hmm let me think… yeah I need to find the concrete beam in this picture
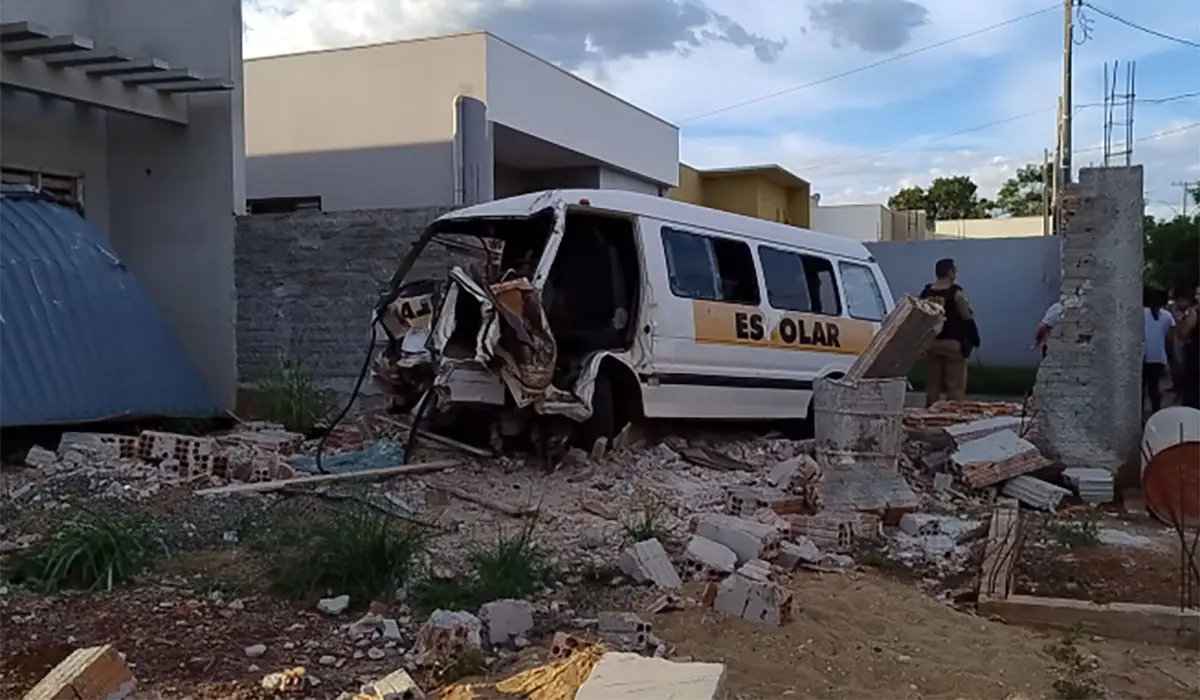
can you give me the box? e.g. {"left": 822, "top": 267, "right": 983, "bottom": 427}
{"left": 85, "top": 57, "right": 170, "bottom": 77}
{"left": 0, "top": 21, "right": 50, "bottom": 42}
{"left": 1, "top": 54, "right": 187, "bottom": 125}
{"left": 978, "top": 595, "right": 1200, "bottom": 650}
{"left": 155, "top": 78, "right": 235, "bottom": 94}
{"left": 2, "top": 34, "right": 94, "bottom": 57}
{"left": 42, "top": 49, "right": 128, "bottom": 69}
{"left": 121, "top": 70, "right": 199, "bottom": 86}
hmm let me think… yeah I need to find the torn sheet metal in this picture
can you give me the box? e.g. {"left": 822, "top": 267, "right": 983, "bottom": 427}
{"left": 434, "top": 360, "right": 506, "bottom": 406}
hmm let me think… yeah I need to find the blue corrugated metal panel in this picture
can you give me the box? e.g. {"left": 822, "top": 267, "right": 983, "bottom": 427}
{"left": 0, "top": 186, "right": 221, "bottom": 426}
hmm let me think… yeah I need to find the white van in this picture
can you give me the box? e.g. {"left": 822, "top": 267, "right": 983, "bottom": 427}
{"left": 374, "top": 189, "right": 895, "bottom": 446}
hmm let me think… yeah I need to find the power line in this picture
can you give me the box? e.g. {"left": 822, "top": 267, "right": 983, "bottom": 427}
{"left": 1075, "top": 121, "right": 1200, "bottom": 155}
{"left": 1083, "top": 2, "right": 1200, "bottom": 49}
{"left": 793, "top": 95, "right": 1199, "bottom": 175}
{"left": 677, "top": 3, "right": 1060, "bottom": 124}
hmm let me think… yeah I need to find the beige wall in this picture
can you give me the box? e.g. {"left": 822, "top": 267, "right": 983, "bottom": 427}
{"left": 669, "top": 163, "right": 705, "bottom": 204}
{"left": 934, "top": 216, "right": 1048, "bottom": 239}
{"left": 245, "top": 34, "right": 488, "bottom": 210}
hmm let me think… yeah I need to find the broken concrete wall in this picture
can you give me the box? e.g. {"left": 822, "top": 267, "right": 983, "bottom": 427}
{"left": 236, "top": 206, "right": 452, "bottom": 395}
{"left": 1034, "top": 166, "right": 1143, "bottom": 476}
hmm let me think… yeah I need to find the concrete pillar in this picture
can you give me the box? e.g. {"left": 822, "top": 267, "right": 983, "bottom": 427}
{"left": 1033, "top": 166, "right": 1143, "bottom": 476}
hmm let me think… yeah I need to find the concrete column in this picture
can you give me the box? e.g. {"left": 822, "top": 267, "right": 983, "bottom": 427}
{"left": 1033, "top": 166, "right": 1144, "bottom": 477}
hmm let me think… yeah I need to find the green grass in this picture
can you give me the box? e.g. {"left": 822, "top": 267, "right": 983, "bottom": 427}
{"left": 907, "top": 362, "right": 1038, "bottom": 397}
{"left": 4, "top": 509, "right": 167, "bottom": 592}
{"left": 1047, "top": 520, "right": 1102, "bottom": 548}
{"left": 412, "top": 522, "right": 553, "bottom": 613}
{"left": 252, "top": 504, "right": 431, "bottom": 605}
{"left": 253, "top": 351, "right": 334, "bottom": 435}
{"left": 1044, "top": 627, "right": 1104, "bottom": 699}
{"left": 620, "top": 502, "right": 675, "bottom": 545}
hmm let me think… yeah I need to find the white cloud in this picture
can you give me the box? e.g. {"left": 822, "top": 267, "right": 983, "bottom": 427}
{"left": 241, "top": 0, "right": 1200, "bottom": 219}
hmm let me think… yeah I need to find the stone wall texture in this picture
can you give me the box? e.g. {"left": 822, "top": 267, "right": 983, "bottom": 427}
{"left": 1033, "top": 166, "right": 1144, "bottom": 476}
{"left": 235, "top": 206, "right": 453, "bottom": 394}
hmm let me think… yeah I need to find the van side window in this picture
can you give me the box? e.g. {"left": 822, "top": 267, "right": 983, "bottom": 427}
{"left": 758, "top": 246, "right": 843, "bottom": 316}
{"left": 661, "top": 227, "right": 761, "bottom": 304}
{"left": 839, "top": 261, "right": 887, "bottom": 321}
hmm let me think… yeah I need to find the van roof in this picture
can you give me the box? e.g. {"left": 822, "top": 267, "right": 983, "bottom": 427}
{"left": 436, "top": 189, "right": 874, "bottom": 261}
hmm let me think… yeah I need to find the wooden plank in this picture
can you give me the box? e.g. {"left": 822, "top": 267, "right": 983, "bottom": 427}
{"left": 193, "top": 460, "right": 456, "bottom": 495}
{"left": 24, "top": 644, "right": 135, "bottom": 700}
{"left": 978, "top": 595, "right": 1200, "bottom": 650}
{"left": 978, "top": 498, "right": 1021, "bottom": 600}
{"left": 846, "top": 296, "right": 944, "bottom": 380}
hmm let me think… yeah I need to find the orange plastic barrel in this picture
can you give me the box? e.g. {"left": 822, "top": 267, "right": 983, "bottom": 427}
{"left": 1141, "top": 406, "right": 1200, "bottom": 529}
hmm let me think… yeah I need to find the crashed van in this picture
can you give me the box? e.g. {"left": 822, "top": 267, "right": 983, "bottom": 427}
{"left": 372, "top": 189, "right": 895, "bottom": 450}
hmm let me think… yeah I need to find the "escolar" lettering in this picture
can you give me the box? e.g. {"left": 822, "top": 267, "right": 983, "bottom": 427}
{"left": 733, "top": 311, "right": 842, "bottom": 349}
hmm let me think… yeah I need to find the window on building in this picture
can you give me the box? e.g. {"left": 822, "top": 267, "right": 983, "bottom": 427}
{"left": 839, "top": 261, "right": 887, "bottom": 321}
{"left": 758, "top": 246, "right": 843, "bottom": 316}
{"left": 661, "top": 226, "right": 760, "bottom": 304}
{"left": 2, "top": 166, "right": 84, "bottom": 206}
{"left": 246, "top": 196, "right": 322, "bottom": 214}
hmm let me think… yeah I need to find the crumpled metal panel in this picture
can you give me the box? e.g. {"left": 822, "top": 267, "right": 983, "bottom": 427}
{"left": 0, "top": 187, "right": 221, "bottom": 426}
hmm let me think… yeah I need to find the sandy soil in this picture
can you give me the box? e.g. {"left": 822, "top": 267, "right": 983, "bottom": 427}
{"left": 652, "top": 572, "right": 1200, "bottom": 700}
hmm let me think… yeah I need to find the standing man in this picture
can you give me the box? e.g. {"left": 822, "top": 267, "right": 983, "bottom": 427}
{"left": 919, "top": 258, "right": 980, "bottom": 406}
{"left": 1179, "top": 286, "right": 1200, "bottom": 409}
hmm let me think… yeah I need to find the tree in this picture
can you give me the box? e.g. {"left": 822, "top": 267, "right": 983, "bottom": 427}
{"left": 887, "top": 176, "right": 991, "bottom": 220}
{"left": 995, "top": 163, "right": 1050, "bottom": 217}
{"left": 1144, "top": 213, "right": 1200, "bottom": 294}
{"left": 888, "top": 186, "right": 928, "bottom": 212}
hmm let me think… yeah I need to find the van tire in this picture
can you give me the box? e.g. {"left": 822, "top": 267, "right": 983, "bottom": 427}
{"left": 577, "top": 373, "right": 618, "bottom": 448}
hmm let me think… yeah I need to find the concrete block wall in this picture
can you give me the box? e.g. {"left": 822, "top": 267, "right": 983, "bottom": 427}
{"left": 1033, "top": 166, "right": 1144, "bottom": 476}
{"left": 235, "top": 206, "right": 452, "bottom": 394}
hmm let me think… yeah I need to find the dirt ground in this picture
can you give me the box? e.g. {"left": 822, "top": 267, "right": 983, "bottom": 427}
{"left": 653, "top": 572, "right": 1200, "bottom": 700}
{"left": 1014, "top": 510, "right": 1196, "bottom": 608}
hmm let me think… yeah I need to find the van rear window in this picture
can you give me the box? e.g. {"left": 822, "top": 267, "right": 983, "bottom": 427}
{"left": 661, "top": 227, "right": 760, "bottom": 305}
{"left": 757, "top": 246, "right": 842, "bottom": 316}
{"left": 839, "top": 262, "right": 887, "bottom": 322}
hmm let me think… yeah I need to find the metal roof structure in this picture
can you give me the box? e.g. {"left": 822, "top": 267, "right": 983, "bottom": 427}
{"left": 0, "top": 186, "right": 221, "bottom": 426}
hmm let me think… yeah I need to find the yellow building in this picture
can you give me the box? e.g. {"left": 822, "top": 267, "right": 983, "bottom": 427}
{"left": 669, "top": 164, "right": 812, "bottom": 228}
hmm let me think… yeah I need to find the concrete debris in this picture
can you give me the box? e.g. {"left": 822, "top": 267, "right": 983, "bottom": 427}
{"left": 681, "top": 535, "right": 738, "bottom": 581}
{"left": 618, "top": 538, "right": 682, "bottom": 590}
{"left": 261, "top": 667, "right": 310, "bottom": 693}
{"left": 775, "top": 537, "right": 823, "bottom": 570}
{"left": 951, "top": 430, "right": 1052, "bottom": 490}
{"left": 1062, "top": 467, "right": 1115, "bottom": 504}
{"left": 598, "top": 612, "right": 657, "bottom": 651}
{"left": 479, "top": 599, "right": 534, "bottom": 646}
{"left": 550, "top": 631, "right": 588, "bottom": 660}
{"left": 945, "top": 416, "right": 1027, "bottom": 445}
{"left": 23, "top": 644, "right": 137, "bottom": 700}
{"left": 23, "top": 445, "right": 57, "bottom": 468}
{"left": 1001, "top": 475, "right": 1072, "bottom": 512}
{"left": 692, "top": 514, "right": 781, "bottom": 565}
{"left": 726, "top": 485, "right": 808, "bottom": 517}
{"left": 887, "top": 514, "right": 981, "bottom": 573}
{"left": 786, "top": 511, "right": 881, "bottom": 552}
{"left": 243, "top": 643, "right": 267, "bottom": 658}
{"left": 574, "top": 652, "right": 729, "bottom": 700}
{"left": 645, "top": 593, "right": 686, "bottom": 614}
{"left": 711, "top": 562, "right": 794, "bottom": 626}
{"left": 904, "top": 400, "right": 1025, "bottom": 433}
{"left": 347, "top": 613, "right": 384, "bottom": 640}
{"left": 318, "top": 595, "right": 351, "bottom": 616}
{"left": 414, "top": 610, "right": 482, "bottom": 664}
{"left": 845, "top": 295, "right": 945, "bottom": 380}
{"left": 358, "top": 667, "right": 425, "bottom": 700}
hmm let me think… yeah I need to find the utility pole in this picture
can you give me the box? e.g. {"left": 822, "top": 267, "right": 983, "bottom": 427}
{"left": 1052, "top": 98, "right": 1063, "bottom": 233}
{"left": 1170, "top": 181, "right": 1198, "bottom": 216}
{"left": 1042, "top": 148, "right": 1051, "bottom": 235}
{"left": 1061, "top": 0, "right": 1074, "bottom": 187}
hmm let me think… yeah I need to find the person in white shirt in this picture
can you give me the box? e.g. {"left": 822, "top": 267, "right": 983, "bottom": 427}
{"left": 1032, "top": 301, "right": 1064, "bottom": 358}
{"left": 1143, "top": 288, "right": 1175, "bottom": 413}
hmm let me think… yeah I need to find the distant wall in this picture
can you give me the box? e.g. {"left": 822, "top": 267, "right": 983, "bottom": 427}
{"left": 867, "top": 236, "right": 1062, "bottom": 367}
{"left": 235, "top": 206, "right": 452, "bottom": 394}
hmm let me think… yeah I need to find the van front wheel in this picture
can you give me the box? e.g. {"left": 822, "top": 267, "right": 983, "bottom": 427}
{"left": 576, "top": 372, "right": 618, "bottom": 449}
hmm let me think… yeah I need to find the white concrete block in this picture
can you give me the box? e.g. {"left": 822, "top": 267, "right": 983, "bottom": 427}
{"left": 479, "top": 599, "right": 534, "bottom": 646}
{"left": 618, "top": 538, "right": 682, "bottom": 589}
{"left": 945, "top": 416, "right": 1025, "bottom": 444}
{"left": 685, "top": 536, "right": 737, "bottom": 574}
{"left": 574, "top": 652, "right": 728, "bottom": 700}
{"left": 712, "top": 570, "right": 793, "bottom": 626}
{"left": 367, "top": 667, "right": 426, "bottom": 699}
{"left": 775, "top": 537, "right": 822, "bottom": 569}
{"left": 951, "top": 430, "right": 1035, "bottom": 468}
{"left": 693, "top": 514, "right": 780, "bottom": 565}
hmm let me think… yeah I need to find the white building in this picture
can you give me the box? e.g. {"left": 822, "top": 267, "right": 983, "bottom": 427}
{"left": 244, "top": 32, "right": 680, "bottom": 213}
{"left": 1, "top": 0, "right": 245, "bottom": 408}
{"left": 809, "top": 197, "right": 931, "bottom": 242}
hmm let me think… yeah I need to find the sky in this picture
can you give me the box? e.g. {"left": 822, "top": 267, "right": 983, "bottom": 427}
{"left": 241, "top": 0, "right": 1199, "bottom": 219}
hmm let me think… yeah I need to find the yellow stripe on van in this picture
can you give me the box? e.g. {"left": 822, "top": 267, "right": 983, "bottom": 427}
{"left": 691, "top": 300, "right": 874, "bottom": 355}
